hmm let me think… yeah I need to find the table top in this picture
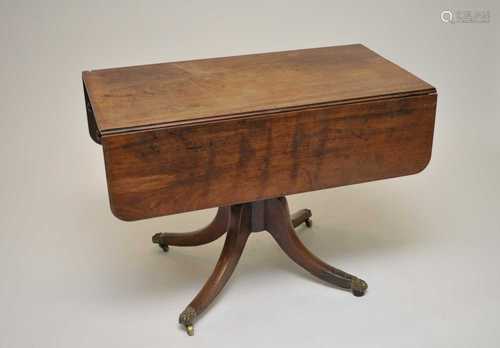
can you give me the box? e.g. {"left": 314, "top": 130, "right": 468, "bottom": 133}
{"left": 83, "top": 44, "right": 434, "bottom": 136}
{"left": 85, "top": 44, "right": 437, "bottom": 219}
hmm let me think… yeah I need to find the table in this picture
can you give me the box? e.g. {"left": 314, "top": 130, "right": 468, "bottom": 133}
{"left": 83, "top": 44, "right": 437, "bottom": 335}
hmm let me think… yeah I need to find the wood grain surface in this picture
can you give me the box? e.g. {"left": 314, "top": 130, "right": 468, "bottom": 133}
{"left": 83, "top": 44, "right": 434, "bottom": 135}
{"left": 101, "top": 93, "right": 436, "bottom": 220}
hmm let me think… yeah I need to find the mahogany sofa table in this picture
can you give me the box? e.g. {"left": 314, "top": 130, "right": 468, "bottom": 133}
{"left": 83, "top": 44, "right": 437, "bottom": 336}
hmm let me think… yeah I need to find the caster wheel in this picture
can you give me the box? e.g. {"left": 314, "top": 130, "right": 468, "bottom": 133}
{"left": 305, "top": 218, "right": 312, "bottom": 228}
{"left": 152, "top": 233, "right": 169, "bottom": 252}
{"left": 352, "top": 289, "right": 365, "bottom": 297}
{"left": 351, "top": 277, "right": 367, "bottom": 297}
{"left": 179, "top": 306, "right": 196, "bottom": 336}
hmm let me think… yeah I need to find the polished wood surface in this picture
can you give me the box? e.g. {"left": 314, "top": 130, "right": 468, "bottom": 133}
{"left": 83, "top": 44, "right": 437, "bottom": 336}
{"left": 178, "top": 204, "right": 252, "bottom": 335}
{"left": 83, "top": 44, "right": 434, "bottom": 135}
{"left": 266, "top": 198, "right": 364, "bottom": 294}
{"left": 159, "top": 198, "right": 366, "bottom": 335}
{"left": 102, "top": 93, "right": 436, "bottom": 220}
{"left": 84, "top": 45, "right": 437, "bottom": 220}
{"left": 152, "top": 207, "right": 230, "bottom": 250}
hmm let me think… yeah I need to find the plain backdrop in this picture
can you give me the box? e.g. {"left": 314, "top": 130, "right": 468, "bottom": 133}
{"left": 1, "top": 1, "right": 499, "bottom": 347}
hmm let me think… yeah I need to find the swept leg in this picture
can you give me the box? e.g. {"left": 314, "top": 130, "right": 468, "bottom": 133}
{"left": 265, "top": 198, "right": 367, "bottom": 297}
{"left": 152, "top": 207, "right": 230, "bottom": 251}
{"left": 291, "top": 208, "right": 312, "bottom": 228}
{"left": 179, "top": 204, "right": 251, "bottom": 335}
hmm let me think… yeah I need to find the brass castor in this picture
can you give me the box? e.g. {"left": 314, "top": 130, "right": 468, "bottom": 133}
{"left": 351, "top": 277, "right": 368, "bottom": 297}
{"left": 179, "top": 306, "right": 196, "bottom": 336}
{"left": 152, "top": 233, "right": 169, "bottom": 252}
{"left": 152, "top": 199, "right": 369, "bottom": 335}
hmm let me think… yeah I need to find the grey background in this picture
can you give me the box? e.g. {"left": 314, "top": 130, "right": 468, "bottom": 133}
{"left": 1, "top": 1, "right": 499, "bottom": 347}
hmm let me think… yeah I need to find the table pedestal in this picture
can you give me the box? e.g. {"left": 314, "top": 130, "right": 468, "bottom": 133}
{"left": 152, "top": 197, "right": 368, "bottom": 336}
